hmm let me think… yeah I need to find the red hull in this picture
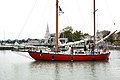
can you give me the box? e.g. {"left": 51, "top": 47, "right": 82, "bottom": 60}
{"left": 29, "top": 52, "right": 110, "bottom": 61}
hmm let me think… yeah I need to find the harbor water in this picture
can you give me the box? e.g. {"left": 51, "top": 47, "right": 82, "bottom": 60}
{"left": 0, "top": 50, "right": 120, "bottom": 80}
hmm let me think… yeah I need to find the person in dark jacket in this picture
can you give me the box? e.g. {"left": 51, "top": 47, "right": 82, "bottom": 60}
{"left": 84, "top": 44, "right": 87, "bottom": 51}
{"left": 91, "top": 44, "right": 95, "bottom": 55}
{"left": 70, "top": 47, "right": 74, "bottom": 55}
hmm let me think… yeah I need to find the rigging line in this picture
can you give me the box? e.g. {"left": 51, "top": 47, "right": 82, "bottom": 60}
{"left": 47, "top": 0, "right": 54, "bottom": 23}
{"left": 60, "top": 0, "right": 70, "bottom": 26}
{"left": 104, "top": 0, "right": 115, "bottom": 26}
{"left": 59, "top": 1, "right": 70, "bottom": 24}
{"left": 17, "top": 0, "right": 37, "bottom": 39}
{"left": 60, "top": 12, "right": 70, "bottom": 31}
{"left": 34, "top": 0, "right": 51, "bottom": 37}
{"left": 66, "top": 0, "right": 73, "bottom": 26}
{"left": 58, "top": 2, "right": 66, "bottom": 30}
{"left": 13, "top": 51, "right": 34, "bottom": 60}
{"left": 62, "top": 14, "right": 66, "bottom": 28}
{"left": 75, "top": 0, "right": 90, "bottom": 33}
{"left": 61, "top": 2, "right": 71, "bottom": 28}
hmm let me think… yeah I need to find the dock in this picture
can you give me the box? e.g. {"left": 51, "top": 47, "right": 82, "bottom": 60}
{"left": 0, "top": 45, "right": 13, "bottom": 50}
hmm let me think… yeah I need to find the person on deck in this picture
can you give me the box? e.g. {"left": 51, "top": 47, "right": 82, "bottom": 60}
{"left": 91, "top": 44, "right": 95, "bottom": 55}
{"left": 85, "top": 43, "right": 89, "bottom": 55}
{"left": 84, "top": 44, "right": 87, "bottom": 51}
{"left": 103, "top": 47, "right": 106, "bottom": 54}
{"left": 70, "top": 47, "right": 74, "bottom": 55}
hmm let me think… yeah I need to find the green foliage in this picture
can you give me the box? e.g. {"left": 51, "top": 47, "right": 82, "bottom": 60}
{"left": 105, "top": 35, "right": 114, "bottom": 43}
{"left": 117, "top": 31, "right": 120, "bottom": 37}
{"left": 60, "top": 30, "right": 73, "bottom": 42}
{"left": 102, "top": 30, "right": 110, "bottom": 38}
{"left": 60, "top": 26, "right": 83, "bottom": 42}
{"left": 73, "top": 31, "right": 82, "bottom": 41}
{"left": 63, "top": 26, "right": 73, "bottom": 32}
{"left": 100, "top": 30, "right": 114, "bottom": 43}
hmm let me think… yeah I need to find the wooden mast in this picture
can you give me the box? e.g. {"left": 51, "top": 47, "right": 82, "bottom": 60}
{"left": 56, "top": 0, "right": 58, "bottom": 51}
{"left": 93, "top": 0, "right": 96, "bottom": 46}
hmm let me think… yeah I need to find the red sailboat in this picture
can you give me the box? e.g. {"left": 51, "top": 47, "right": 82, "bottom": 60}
{"left": 28, "top": 0, "right": 110, "bottom": 61}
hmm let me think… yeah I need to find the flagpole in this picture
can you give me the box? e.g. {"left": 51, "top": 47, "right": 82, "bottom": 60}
{"left": 56, "top": 0, "right": 58, "bottom": 51}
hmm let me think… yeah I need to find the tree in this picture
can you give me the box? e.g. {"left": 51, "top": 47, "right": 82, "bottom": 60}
{"left": 60, "top": 30, "right": 73, "bottom": 42}
{"left": 60, "top": 26, "right": 73, "bottom": 42}
{"left": 60, "top": 26, "right": 83, "bottom": 42}
{"left": 101, "top": 30, "right": 110, "bottom": 38}
{"left": 105, "top": 35, "right": 114, "bottom": 43}
{"left": 62, "top": 26, "right": 73, "bottom": 32}
{"left": 102, "top": 30, "right": 114, "bottom": 43}
{"left": 117, "top": 31, "right": 120, "bottom": 38}
{"left": 73, "top": 30, "right": 83, "bottom": 41}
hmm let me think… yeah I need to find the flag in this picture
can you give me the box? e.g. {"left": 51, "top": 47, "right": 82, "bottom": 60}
{"left": 59, "top": 6, "right": 64, "bottom": 14}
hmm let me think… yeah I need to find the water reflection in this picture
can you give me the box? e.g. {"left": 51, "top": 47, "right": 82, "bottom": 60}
{"left": 54, "top": 62, "right": 74, "bottom": 80}
{"left": 30, "top": 61, "right": 74, "bottom": 80}
{"left": 30, "top": 61, "right": 109, "bottom": 80}
{"left": 1, "top": 50, "right": 120, "bottom": 80}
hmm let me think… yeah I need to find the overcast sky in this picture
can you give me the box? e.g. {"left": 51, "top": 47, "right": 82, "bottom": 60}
{"left": 0, "top": 0, "right": 120, "bottom": 40}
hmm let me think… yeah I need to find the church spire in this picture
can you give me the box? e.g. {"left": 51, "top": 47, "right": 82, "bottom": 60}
{"left": 44, "top": 24, "right": 50, "bottom": 39}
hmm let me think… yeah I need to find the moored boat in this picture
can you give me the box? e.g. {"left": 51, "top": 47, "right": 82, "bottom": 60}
{"left": 29, "top": 51, "right": 110, "bottom": 61}
{"left": 28, "top": 0, "right": 111, "bottom": 61}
